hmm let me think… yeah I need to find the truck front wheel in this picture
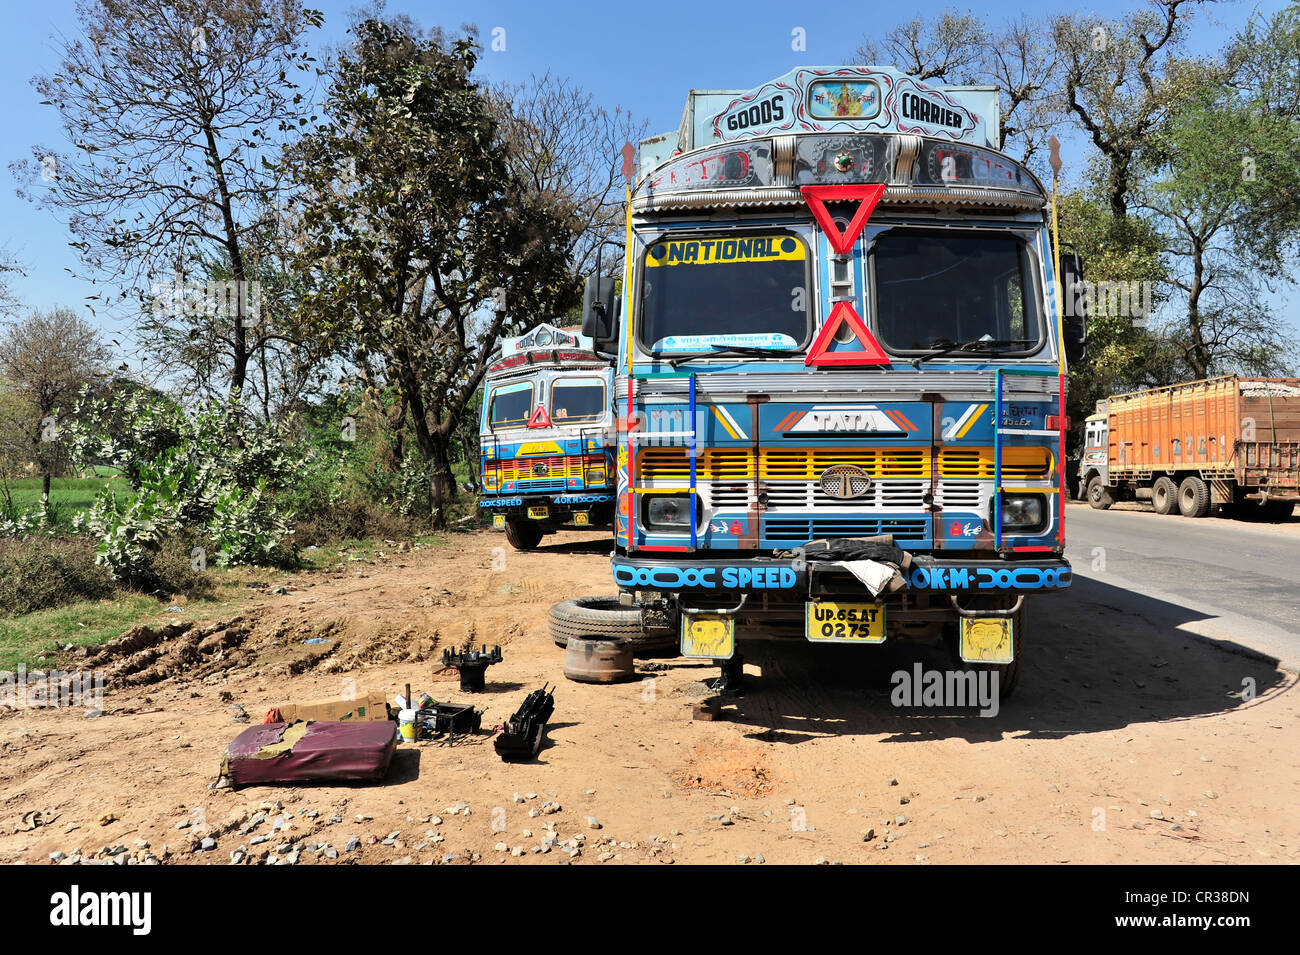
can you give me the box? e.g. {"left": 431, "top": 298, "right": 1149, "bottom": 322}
{"left": 1087, "top": 476, "right": 1114, "bottom": 510}
{"left": 1152, "top": 477, "right": 1178, "bottom": 515}
{"left": 505, "top": 519, "right": 545, "bottom": 550}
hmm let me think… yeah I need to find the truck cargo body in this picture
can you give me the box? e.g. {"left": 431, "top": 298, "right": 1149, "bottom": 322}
{"left": 1078, "top": 376, "right": 1300, "bottom": 519}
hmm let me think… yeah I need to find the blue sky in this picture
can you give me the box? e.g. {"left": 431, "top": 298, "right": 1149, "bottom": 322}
{"left": 1, "top": 0, "right": 1295, "bottom": 345}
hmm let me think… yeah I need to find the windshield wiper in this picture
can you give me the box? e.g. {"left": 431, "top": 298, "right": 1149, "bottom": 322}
{"left": 908, "top": 338, "right": 1035, "bottom": 368}
{"left": 667, "top": 345, "right": 801, "bottom": 368}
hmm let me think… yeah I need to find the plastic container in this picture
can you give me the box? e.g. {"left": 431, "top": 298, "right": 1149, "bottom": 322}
{"left": 397, "top": 708, "right": 417, "bottom": 742}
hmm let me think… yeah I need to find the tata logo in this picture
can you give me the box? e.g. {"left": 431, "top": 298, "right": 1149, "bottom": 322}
{"left": 787, "top": 404, "right": 908, "bottom": 434}
{"left": 820, "top": 465, "right": 872, "bottom": 500}
{"left": 532, "top": 463, "right": 549, "bottom": 476}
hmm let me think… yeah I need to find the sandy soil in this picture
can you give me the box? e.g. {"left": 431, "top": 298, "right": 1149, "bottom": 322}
{"left": 2, "top": 529, "right": 1296, "bottom": 866}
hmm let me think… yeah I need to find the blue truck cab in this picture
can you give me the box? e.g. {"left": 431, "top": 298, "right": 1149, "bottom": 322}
{"left": 580, "top": 67, "right": 1088, "bottom": 696}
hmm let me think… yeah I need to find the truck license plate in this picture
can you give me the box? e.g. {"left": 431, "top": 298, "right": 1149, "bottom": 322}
{"left": 805, "top": 601, "right": 886, "bottom": 643}
{"left": 958, "top": 617, "right": 1013, "bottom": 664}
{"left": 680, "top": 614, "right": 734, "bottom": 659}
{"left": 527, "top": 506, "right": 549, "bottom": 520}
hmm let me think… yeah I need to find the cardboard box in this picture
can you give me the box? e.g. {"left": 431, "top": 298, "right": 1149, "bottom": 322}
{"left": 277, "top": 692, "right": 391, "bottom": 723}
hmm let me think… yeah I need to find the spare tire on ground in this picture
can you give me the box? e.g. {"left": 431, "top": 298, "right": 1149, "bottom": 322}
{"left": 563, "top": 637, "right": 635, "bottom": 684}
{"left": 548, "top": 595, "right": 676, "bottom": 655}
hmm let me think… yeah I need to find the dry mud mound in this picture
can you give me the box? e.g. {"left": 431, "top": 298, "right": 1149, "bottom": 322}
{"left": 81, "top": 615, "right": 344, "bottom": 688}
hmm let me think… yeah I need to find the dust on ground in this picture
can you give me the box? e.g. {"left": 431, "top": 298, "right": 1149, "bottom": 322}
{"left": 1, "top": 528, "right": 1296, "bottom": 866}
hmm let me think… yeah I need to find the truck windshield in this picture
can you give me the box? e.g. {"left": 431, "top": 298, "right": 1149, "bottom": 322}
{"left": 488, "top": 381, "right": 533, "bottom": 429}
{"left": 640, "top": 233, "right": 809, "bottom": 353}
{"left": 551, "top": 380, "right": 606, "bottom": 424}
{"left": 871, "top": 231, "right": 1040, "bottom": 354}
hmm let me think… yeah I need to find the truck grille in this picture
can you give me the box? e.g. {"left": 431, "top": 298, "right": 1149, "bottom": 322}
{"left": 484, "top": 454, "right": 605, "bottom": 484}
{"left": 641, "top": 448, "right": 1049, "bottom": 513}
{"left": 638, "top": 446, "right": 1049, "bottom": 481}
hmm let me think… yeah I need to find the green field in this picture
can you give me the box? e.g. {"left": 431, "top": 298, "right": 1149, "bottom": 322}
{"left": 0, "top": 596, "right": 169, "bottom": 672}
{"left": 3, "top": 474, "right": 129, "bottom": 514}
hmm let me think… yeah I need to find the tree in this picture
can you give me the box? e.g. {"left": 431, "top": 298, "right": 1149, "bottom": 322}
{"left": 1053, "top": 0, "right": 1219, "bottom": 219}
{"left": 287, "top": 19, "right": 582, "bottom": 524}
{"left": 496, "top": 73, "right": 646, "bottom": 283}
{"left": 0, "top": 248, "right": 22, "bottom": 318}
{"left": 14, "top": 0, "right": 322, "bottom": 400}
{"left": 0, "top": 308, "right": 110, "bottom": 507}
{"left": 136, "top": 201, "right": 331, "bottom": 419}
{"left": 854, "top": 11, "right": 1059, "bottom": 163}
{"left": 1059, "top": 190, "right": 1174, "bottom": 443}
{"left": 1136, "top": 69, "right": 1300, "bottom": 377}
{"left": 856, "top": 12, "right": 989, "bottom": 83}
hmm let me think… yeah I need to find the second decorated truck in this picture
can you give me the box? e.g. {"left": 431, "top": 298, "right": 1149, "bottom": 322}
{"left": 479, "top": 322, "right": 617, "bottom": 549}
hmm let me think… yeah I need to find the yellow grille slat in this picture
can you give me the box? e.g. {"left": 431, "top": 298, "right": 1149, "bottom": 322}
{"left": 485, "top": 454, "right": 605, "bottom": 481}
{"left": 937, "top": 447, "right": 1052, "bottom": 480}
{"left": 637, "top": 447, "right": 1052, "bottom": 482}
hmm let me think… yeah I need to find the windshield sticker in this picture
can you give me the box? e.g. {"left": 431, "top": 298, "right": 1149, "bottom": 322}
{"left": 646, "top": 235, "right": 802, "bottom": 267}
{"left": 652, "top": 333, "right": 797, "bottom": 352}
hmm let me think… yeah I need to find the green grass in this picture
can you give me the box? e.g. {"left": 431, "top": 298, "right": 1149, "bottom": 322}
{"left": 0, "top": 596, "right": 170, "bottom": 672}
{"left": 4, "top": 475, "right": 131, "bottom": 513}
{"left": 0, "top": 530, "right": 457, "bottom": 671}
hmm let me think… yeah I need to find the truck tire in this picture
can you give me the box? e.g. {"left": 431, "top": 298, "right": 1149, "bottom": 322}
{"left": 1177, "top": 476, "right": 1211, "bottom": 518}
{"left": 548, "top": 596, "right": 675, "bottom": 654}
{"left": 1087, "top": 476, "right": 1114, "bottom": 510}
{"left": 563, "top": 637, "right": 636, "bottom": 683}
{"left": 505, "top": 519, "right": 544, "bottom": 550}
{"left": 1152, "top": 477, "right": 1178, "bottom": 515}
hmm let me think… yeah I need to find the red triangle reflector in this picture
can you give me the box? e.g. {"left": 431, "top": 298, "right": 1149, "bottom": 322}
{"left": 527, "top": 405, "right": 552, "bottom": 428}
{"left": 806, "top": 301, "right": 890, "bottom": 367}
{"left": 801, "top": 183, "right": 886, "bottom": 254}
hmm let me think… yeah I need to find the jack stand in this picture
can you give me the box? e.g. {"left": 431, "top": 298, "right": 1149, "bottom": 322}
{"left": 707, "top": 652, "right": 745, "bottom": 696}
{"left": 442, "top": 645, "right": 502, "bottom": 692}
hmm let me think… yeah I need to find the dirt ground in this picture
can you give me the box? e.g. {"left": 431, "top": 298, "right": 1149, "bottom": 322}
{"left": 2, "top": 528, "right": 1296, "bottom": 866}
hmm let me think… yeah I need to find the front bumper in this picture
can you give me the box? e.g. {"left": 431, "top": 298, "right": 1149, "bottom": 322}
{"left": 480, "top": 492, "right": 614, "bottom": 511}
{"left": 612, "top": 553, "right": 1071, "bottom": 596}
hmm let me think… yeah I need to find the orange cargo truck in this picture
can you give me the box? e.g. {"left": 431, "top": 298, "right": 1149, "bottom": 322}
{"left": 1078, "top": 376, "right": 1300, "bottom": 521}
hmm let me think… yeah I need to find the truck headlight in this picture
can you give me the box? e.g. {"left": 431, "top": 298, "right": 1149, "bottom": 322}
{"left": 484, "top": 473, "right": 499, "bottom": 489}
{"left": 587, "top": 469, "right": 607, "bottom": 485}
{"left": 644, "top": 495, "right": 695, "bottom": 529}
{"left": 1000, "top": 494, "right": 1045, "bottom": 529}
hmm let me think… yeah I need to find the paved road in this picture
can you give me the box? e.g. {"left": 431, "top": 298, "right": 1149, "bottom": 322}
{"left": 1064, "top": 502, "right": 1300, "bottom": 668}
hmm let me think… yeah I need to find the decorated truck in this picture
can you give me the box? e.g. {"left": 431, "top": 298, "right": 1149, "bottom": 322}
{"left": 479, "top": 322, "right": 617, "bottom": 549}
{"left": 1079, "top": 376, "right": 1300, "bottom": 520}
{"left": 579, "top": 66, "right": 1087, "bottom": 697}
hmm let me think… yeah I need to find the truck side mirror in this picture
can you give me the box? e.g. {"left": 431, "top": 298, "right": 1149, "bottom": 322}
{"left": 581, "top": 274, "right": 620, "bottom": 354}
{"left": 1059, "top": 245, "right": 1087, "bottom": 364}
